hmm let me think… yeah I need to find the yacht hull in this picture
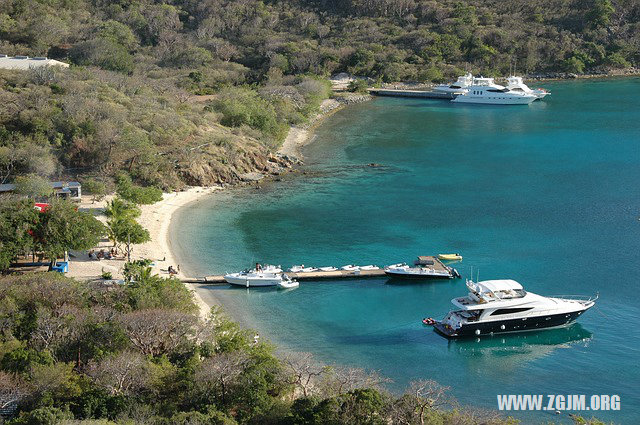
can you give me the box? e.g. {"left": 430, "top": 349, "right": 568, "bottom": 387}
{"left": 434, "top": 308, "right": 590, "bottom": 338}
{"left": 224, "top": 275, "right": 282, "bottom": 287}
{"left": 452, "top": 96, "right": 535, "bottom": 105}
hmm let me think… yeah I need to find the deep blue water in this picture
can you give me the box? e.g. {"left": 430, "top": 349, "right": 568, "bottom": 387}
{"left": 172, "top": 78, "right": 640, "bottom": 423}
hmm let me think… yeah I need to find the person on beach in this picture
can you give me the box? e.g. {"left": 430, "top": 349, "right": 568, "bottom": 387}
{"left": 168, "top": 265, "right": 176, "bottom": 275}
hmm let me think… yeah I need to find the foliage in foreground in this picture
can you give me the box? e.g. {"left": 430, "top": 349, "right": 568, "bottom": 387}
{"left": 0, "top": 271, "right": 611, "bottom": 425}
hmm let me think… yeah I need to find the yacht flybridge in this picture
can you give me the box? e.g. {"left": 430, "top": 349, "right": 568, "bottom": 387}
{"left": 451, "top": 77, "right": 537, "bottom": 105}
{"left": 433, "top": 279, "right": 597, "bottom": 338}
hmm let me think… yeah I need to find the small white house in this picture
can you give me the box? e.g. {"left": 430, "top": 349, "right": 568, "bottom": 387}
{"left": 0, "top": 54, "right": 69, "bottom": 70}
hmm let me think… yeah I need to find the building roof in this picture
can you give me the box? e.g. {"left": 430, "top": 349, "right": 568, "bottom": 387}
{"left": 0, "top": 181, "right": 80, "bottom": 192}
{"left": 0, "top": 55, "right": 70, "bottom": 70}
{"left": 0, "top": 183, "right": 16, "bottom": 192}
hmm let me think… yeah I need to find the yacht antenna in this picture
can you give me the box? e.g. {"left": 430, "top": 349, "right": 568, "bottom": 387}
{"left": 476, "top": 269, "right": 480, "bottom": 282}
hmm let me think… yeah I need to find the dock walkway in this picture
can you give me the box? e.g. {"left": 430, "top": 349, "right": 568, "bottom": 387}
{"left": 182, "top": 256, "right": 455, "bottom": 284}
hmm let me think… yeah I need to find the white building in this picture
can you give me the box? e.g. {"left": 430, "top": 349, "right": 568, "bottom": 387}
{"left": 0, "top": 54, "right": 69, "bottom": 70}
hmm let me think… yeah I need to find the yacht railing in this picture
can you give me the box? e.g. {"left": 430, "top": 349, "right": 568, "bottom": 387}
{"left": 549, "top": 294, "right": 599, "bottom": 302}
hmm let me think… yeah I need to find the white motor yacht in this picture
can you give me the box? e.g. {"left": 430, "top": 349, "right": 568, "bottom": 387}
{"left": 384, "top": 263, "right": 453, "bottom": 279}
{"left": 433, "top": 73, "right": 473, "bottom": 94}
{"left": 224, "top": 270, "right": 285, "bottom": 287}
{"left": 452, "top": 77, "right": 537, "bottom": 105}
{"left": 433, "top": 279, "right": 597, "bottom": 338}
{"left": 506, "top": 76, "right": 549, "bottom": 100}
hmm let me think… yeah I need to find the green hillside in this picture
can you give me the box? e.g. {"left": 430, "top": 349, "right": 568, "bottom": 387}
{"left": 0, "top": 0, "right": 638, "bottom": 188}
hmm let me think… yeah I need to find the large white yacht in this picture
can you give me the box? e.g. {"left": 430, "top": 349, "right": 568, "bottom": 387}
{"left": 433, "top": 279, "right": 596, "bottom": 338}
{"left": 452, "top": 77, "right": 537, "bottom": 105}
{"left": 506, "top": 76, "right": 549, "bottom": 100}
{"left": 433, "top": 73, "right": 473, "bottom": 94}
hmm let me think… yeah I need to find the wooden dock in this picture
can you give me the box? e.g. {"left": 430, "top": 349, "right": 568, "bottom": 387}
{"left": 182, "top": 256, "right": 456, "bottom": 284}
{"left": 369, "top": 88, "right": 456, "bottom": 99}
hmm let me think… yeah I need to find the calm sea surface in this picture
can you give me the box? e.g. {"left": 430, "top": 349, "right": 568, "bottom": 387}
{"left": 172, "top": 79, "right": 640, "bottom": 423}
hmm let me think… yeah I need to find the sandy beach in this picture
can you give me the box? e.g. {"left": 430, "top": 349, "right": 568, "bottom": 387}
{"left": 68, "top": 187, "right": 219, "bottom": 318}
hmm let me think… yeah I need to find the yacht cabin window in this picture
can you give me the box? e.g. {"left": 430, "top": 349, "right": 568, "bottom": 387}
{"left": 490, "top": 307, "right": 533, "bottom": 316}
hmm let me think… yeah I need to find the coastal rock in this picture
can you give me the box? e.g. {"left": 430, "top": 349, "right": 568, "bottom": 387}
{"left": 239, "top": 172, "right": 264, "bottom": 182}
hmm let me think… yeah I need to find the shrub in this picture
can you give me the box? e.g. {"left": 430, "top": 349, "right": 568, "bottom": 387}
{"left": 347, "top": 79, "right": 369, "bottom": 93}
{"left": 209, "top": 87, "right": 287, "bottom": 141}
{"left": 116, "top": 174, "right": 163, "bottom": 205}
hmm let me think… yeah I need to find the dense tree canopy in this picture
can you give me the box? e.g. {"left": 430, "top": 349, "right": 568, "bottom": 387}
{"left": 0, "top": 0, "right": 637, "bottom": 189}
{"left": 0, "top": 272, "right": 605, "bottom": 424}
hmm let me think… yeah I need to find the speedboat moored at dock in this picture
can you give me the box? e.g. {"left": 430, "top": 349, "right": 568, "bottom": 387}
{"left": 433, "top": 279, "right": 597, "bottom": 338}
{"left": 385, "top": 263, "right": 453, "bottom": 279}
{"left": 224, "top": 270, "right": 286, "bottom": 287}
{"left": 438, "top": 253, "right": 463, "bottom": 261}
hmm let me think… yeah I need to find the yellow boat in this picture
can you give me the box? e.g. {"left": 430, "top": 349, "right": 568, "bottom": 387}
{"left": 438, "top": 253, "right": 462, "bottom": 261}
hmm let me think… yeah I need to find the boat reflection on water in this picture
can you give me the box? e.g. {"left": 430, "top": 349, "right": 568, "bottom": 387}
{"left": 446, "top": 324, "right": 593, "bottom": 371}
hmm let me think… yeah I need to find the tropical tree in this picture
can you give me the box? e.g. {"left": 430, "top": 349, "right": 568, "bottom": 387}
{"left": 0, "top": 198, "right": 39, "bottom": 272}
{"left": 33, "top": 199, "right": 106, "bottom": 268}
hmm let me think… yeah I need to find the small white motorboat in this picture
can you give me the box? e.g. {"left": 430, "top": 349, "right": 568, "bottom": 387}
{"left": 359, "top": 265, "right": 380, "bottom": 271}
{"left": 341, "top": 264, "right": 360, "bottom": 271}
{"left": 318, "top": 266, "right": 338, "bottom": 272}
{"left": 224, "top": 270, "right": 284, "bottom": 287}
{"left": 288, "top": 265, "right": 318, "bottom": 273}
{"left": 277, "top": 275, "right": 299, "bottom": 289}
{"left": 260, "top": 264, "right": 283, "bottom": 273}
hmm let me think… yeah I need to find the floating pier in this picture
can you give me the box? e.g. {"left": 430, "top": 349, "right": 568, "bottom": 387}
{"left": 369, "top": 88, "right": 457, "bottom": 99}
{"left": 182, "top": 256, "right": 457, "bottom": 284}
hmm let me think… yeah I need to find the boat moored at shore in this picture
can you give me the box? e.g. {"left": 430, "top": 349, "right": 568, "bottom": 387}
{"left": 452, "top": 78, "right": 537, "bottom": 105}
{"left": 433, "top": 73, "right": 473, "bottom": 94}
{"left": 433, "top": 279, "right": 597, "bottom": 338}
{"left": 506, "top": 76, "right": 549, "bottom": 99}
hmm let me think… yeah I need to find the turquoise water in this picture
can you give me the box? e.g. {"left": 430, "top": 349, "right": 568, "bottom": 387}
{"left": 173, "top": 78, "right": 640, "bottom": 423}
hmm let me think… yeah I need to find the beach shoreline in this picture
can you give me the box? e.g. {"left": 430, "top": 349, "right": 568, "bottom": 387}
{"left": 69, "top": 94, "right": 370, "bottom": 319}
{"left": 278, "top": 94, "right": 372, "bottom": 159}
